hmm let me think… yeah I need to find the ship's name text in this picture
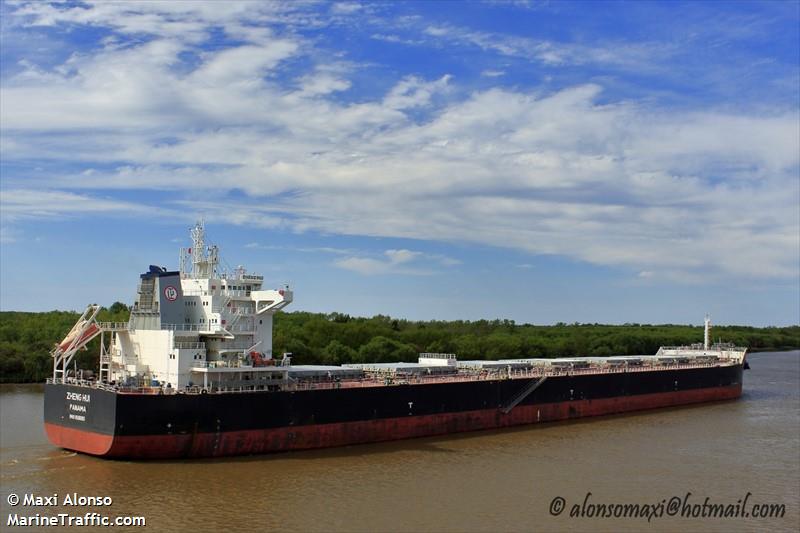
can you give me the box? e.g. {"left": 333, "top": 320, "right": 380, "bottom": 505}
{"left": 66, "top": 392, "right": 91, "bottom": 403}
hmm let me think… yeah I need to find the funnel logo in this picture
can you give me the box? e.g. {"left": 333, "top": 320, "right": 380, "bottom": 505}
{"left": 164, "top": 286, "right": 178, "bottom": 301}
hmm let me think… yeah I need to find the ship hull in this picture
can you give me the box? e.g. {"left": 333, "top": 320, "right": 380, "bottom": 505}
{"left": 44, "top": 364, "right": 743, "bottom": 459}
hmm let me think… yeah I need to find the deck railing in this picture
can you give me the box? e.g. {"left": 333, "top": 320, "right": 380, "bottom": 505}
{"left": 97, "top": 322, "right": 129, "bottom": 331}
{"left": 174, "top": 341, "right": 206, "bottom": 350}
{"left": 49, "top": 358, "right": 738, "bottom": 395}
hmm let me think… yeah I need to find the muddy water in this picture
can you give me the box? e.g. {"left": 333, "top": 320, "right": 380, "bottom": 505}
{"left": 1, "top": 351, "right": 797, "bottom": 532}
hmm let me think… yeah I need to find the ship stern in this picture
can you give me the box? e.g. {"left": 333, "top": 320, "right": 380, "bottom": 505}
{"left": 44, "top": 383, "right": 118, "bottom": 456}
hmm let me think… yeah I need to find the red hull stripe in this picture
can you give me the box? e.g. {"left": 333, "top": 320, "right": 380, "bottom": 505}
{"left": 45, "top": 423, "right": 114, "bottom": 456}
{"left": 47, "top": 384, "right": 742, "bottom": 459}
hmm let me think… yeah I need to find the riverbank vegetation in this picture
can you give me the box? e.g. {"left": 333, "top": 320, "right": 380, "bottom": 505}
{"left": 1, "top": 305, "right": 797, "bottom": 383}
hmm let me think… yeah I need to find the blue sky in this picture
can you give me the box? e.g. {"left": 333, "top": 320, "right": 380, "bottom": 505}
{"left": 1, "top": 1, "right": 798, "bottom": 326}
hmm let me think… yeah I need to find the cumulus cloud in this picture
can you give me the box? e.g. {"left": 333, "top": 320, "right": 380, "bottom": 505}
{"left": 1, "top": 1, "right": 797, "bottom": 285}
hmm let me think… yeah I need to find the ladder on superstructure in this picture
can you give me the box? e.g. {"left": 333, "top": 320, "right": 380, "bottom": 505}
{"left": 215, "top": 295, "right": 242, "bottom": 337}
{"left": 97, "top": 322, "right": 129, "bottom": 383}
{"left": 135, "top": 277, "right": 156, "bottom": 311}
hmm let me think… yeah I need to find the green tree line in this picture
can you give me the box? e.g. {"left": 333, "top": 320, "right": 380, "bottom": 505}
{"left": 1, "top": 305, "right": 797, "bottom": 383}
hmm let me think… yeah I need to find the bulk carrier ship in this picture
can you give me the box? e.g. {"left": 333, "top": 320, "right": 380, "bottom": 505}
{"left": 44, "top": 223, "right": 748, "bottom": 459}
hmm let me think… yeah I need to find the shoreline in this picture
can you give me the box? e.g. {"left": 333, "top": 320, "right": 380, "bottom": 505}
{"left": 2, "top": 349, "right": 797, "bottom": 386}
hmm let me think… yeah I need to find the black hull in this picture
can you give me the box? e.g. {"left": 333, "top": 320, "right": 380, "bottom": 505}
{"left": 44, "top": 364, "right": 743, "bottom": 458}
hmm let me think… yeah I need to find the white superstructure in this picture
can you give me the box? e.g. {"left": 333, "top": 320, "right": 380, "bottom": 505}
{"left": 48, "top": 231, "right": 746, "bottom": 394}
{"left": 655, "top": 315, "right": 747, "bottom": 363}
{"left": 102, "top": 221, "right": 293, "bottom": 390}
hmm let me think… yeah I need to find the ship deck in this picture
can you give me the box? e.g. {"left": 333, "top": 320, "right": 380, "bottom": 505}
{"left": 48, "top": 357, "right": 742, "bottom": 395}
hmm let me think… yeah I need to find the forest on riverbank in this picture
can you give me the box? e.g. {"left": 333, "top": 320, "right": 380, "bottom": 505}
{"left": 1, "top": 304, "right": 797, "bottom": 383}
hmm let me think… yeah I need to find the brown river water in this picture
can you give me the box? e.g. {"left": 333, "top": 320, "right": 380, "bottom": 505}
{"left": 1, "top": 350, "right": 798, "bottom": 532}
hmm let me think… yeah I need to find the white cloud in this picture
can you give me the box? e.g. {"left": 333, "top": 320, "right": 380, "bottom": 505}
{"left": 1, "top": 2, "right": 797, "bottom": 284}
{"left": 334, "top": 249, "right": 459, "bottom": 276}
{"left": 0, "top": 189, "right": 163, "bottom": 223}
{"left": 296, "top": 71, "right": 352, "bottom": 97}
{"left": 370, "top": 33, "right": 425, "bottom": 46}
{"left": 330, "top": 3, "right": 364, "bottom": 15}
{"left": 191, "top": 42, "right": 299, "bottom": 85}
{"left": 335, "top": 256, "right": 398, "bottom": 275}
{"left": 243, "top": 243, "right": 356, "bottom": 256}
{"left": 421, "top": 23, "right": 670, "bottom": 69}
{"left": 383, "top": 75, "right": 452, "bottom": 110}
{"left": 384, "top": 249, "right": 421, "bottom": 264}
{"left": 9, "top": 1, "right": 317, "bottom": 42}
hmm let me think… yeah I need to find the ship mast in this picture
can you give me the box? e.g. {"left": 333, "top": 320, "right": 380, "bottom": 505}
{"left": 191, "top": 221, "right": 205, "bottom": 276}
{"left": 180, "top": 220, "right": 219, "bottom": 279}
{"left": 704, "top": 314, "right": 711, "bottom": 350}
